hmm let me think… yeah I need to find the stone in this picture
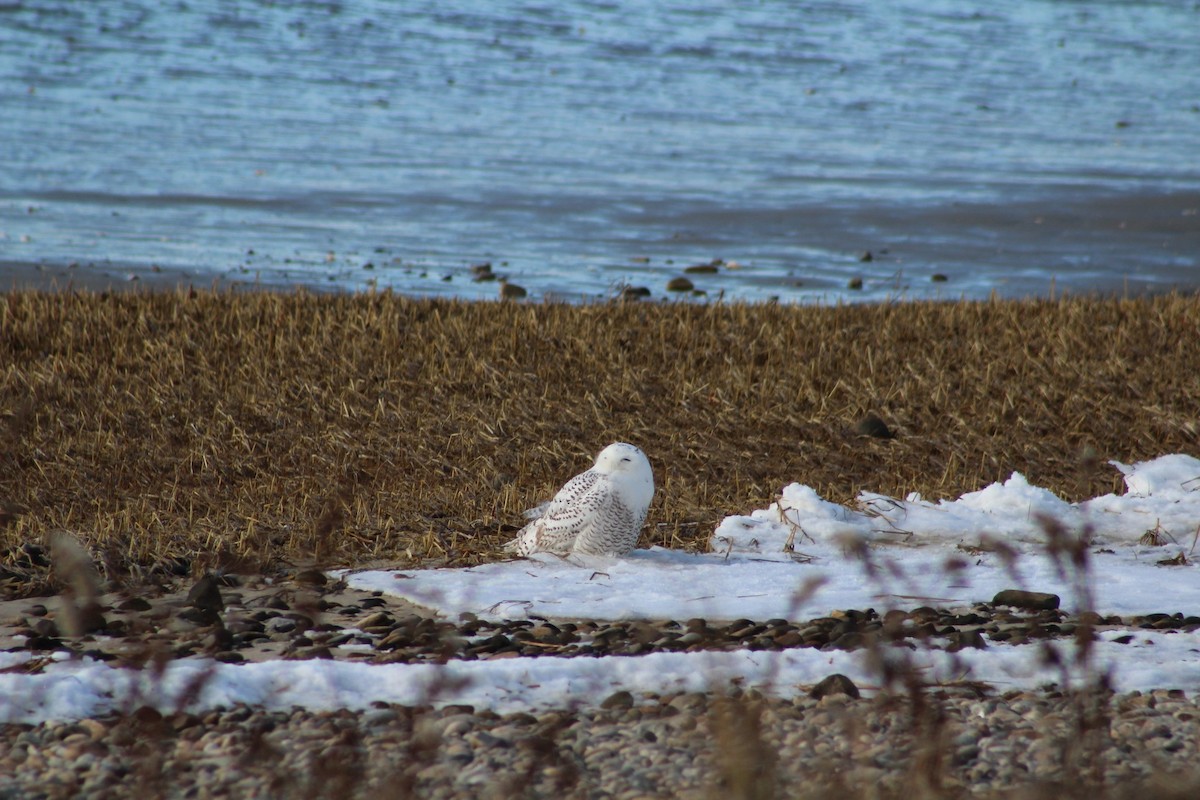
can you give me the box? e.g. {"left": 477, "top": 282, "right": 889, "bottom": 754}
{"left": 499, "top": 281, "right": 527, "bottom": 300}
{"left": 187, "top": 574, "right": 225, "bottom": 615}
{"left": 601, "top": 690, "right": 635, "bottom": 710}
{"left": 992, "top": 590, "right": 1061, "bottom": 611}
{"left": 948, "top": 629, "right": 988, "bottom": 652}
{"left": 117, "top": 597, "right": 153, "bottom": 612}
{"left": 809, "top": 673, "right": 861, "bottom": 700}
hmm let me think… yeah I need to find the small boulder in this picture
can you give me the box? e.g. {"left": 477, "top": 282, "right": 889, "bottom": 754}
{"left": 809, "top": 673, "right": 861, "bottom": 700}
{"left": 992, "top": 589, "right": 1060, "bottom": 611}
{"left": 188, "top": 574, "right": 225, "bottom": 612}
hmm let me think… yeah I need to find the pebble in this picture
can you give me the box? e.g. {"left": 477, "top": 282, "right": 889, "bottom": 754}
{"left": 601, "top": 691, "right": 635, "bottom": 710}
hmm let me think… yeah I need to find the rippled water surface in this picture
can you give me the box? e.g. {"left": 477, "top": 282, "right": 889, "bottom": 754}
{"left": 2, "top": 1, "right": 1198, "bottom": 301}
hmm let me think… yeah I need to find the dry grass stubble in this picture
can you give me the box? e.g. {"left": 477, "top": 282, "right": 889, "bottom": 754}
{"left": 1, "top": 290, "right": 1198, "bottom": 596}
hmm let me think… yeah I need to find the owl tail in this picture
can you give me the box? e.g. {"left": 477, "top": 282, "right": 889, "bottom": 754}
{"left": 502, "top": 520, "right": 541, "bottom": 556}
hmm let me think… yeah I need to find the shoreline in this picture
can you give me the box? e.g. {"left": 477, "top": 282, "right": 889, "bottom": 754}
{"left": 1, "top": 260, "right": 349, "bottom": 296}
{"left": 5, "top": 257, "right": 1199, "bottom": 306}
{"left": 3, "top": 260, "right": 220, "bottom": 294}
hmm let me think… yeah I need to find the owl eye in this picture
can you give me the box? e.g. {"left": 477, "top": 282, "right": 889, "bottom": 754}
{"left": 620, "top": 457, "right": 631, "bottom": 462}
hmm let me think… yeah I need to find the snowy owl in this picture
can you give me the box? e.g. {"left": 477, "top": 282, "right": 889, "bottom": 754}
{"left": 503, "top": 443, "right": 654, "bottom": 557}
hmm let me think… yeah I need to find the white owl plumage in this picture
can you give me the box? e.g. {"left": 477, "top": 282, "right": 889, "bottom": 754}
{"left": 504, "top": 443, "right": 654, "bottom": 557}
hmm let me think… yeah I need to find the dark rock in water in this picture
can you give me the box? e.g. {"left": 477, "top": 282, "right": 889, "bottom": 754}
{"left": 666, "top": 276, "right": 694, "bottom": 292}
{"left": 684, "top": 262, "right": 720, "bottom": 274}
{"left": 853, "top": 413, "right": 894, "bottom": 439}
{"left": 992, "top": 589, "right": 1060, "bottom": 611}
{"left": 858, "top": 251, "right": 874, "bottom": 262}
{"left": 931, "top": 273, "right": 949, "bottom": 282}
{"left": 621, "top": 286, "right": 652, "bottom": 300}
{"left": 847, "top": 276, "right": 864, "bottom": 290}
{"left": 810, "top": 673, "right": 860, "bottom": 700}
{"left": 187, "top": 574, "right": 226, "bottom": 615}
{"left": 499, "top": 280, "right": 527, "bottom": 300}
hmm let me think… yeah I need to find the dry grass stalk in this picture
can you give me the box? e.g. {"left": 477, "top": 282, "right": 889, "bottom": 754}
{"left": 709, "top": 691, "right": 779, "bottom": 800}
{"left": 1138, "top": 521, "right": 1172, "bottom": 547}
{"left": 46, "top": 529, "right": 104, "bottom": 636}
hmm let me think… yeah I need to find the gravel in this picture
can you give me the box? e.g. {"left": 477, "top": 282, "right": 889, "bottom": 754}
{"left": 3, "top": 573, "right": 1200, "bottom": 797}
{"left": 6, "top": 574, "right": 1199, "bottom": 669}
{"left": 1, "top": 689, "right": 1198, "bottom": 798}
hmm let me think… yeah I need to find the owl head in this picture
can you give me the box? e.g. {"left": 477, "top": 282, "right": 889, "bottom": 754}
{"left": 594, "top": 442, "right": 650, "bottom": 475}
{"left": 593, "top": 442, "right": 655, "bottom": 510}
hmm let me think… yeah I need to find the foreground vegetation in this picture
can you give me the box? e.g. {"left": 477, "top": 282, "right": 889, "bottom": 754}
{"left": 1, "top": 290, "right": 1198, "bottom": 595}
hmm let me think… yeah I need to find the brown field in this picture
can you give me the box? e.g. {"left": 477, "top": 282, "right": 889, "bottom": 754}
{"left": 2, "top": 289, "right": 1198, "bottom": 597}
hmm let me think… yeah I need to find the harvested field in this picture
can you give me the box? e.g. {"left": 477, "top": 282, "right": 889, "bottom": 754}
{"left": 3, "top": 289, "right": 1200, "bottom": 799}
{"left": 1, "top": 290, "right": 1199, "bottom": 596}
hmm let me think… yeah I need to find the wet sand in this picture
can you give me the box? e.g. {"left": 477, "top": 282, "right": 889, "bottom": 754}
{"left": 1, "top": 259, "right": 363, "bottom": 295}
{"left": 3, "top": 261, "right": 219, "bottom": 294}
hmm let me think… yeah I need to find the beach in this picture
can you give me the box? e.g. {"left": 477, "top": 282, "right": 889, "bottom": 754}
{"left": 2, "top": 287, "right": 1200, "bottom": 797}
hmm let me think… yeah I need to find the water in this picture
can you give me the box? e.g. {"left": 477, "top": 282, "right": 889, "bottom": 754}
{"left": 2, "top": 0, "right": 1198, "bottom": 302}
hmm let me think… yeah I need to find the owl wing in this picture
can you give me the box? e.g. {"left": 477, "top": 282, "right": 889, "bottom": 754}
{"left": 503, "top": 469, "right": 605, "bottom": 555}
{"left": 571, "top": 488, "right": 642, "bottom": 556}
